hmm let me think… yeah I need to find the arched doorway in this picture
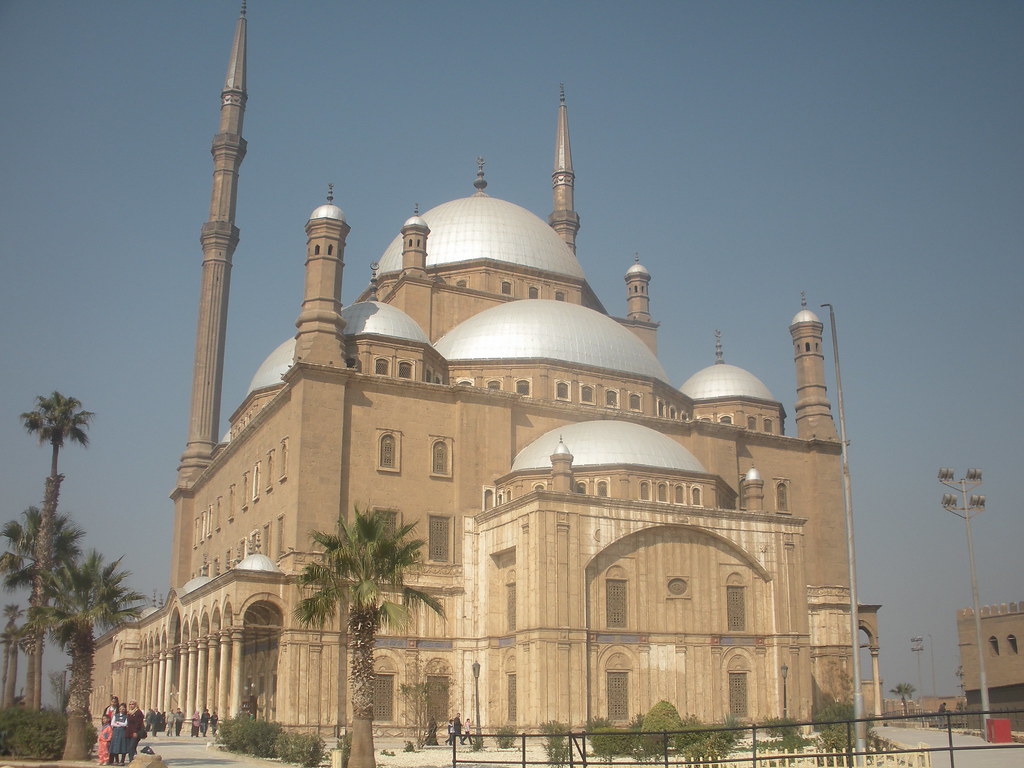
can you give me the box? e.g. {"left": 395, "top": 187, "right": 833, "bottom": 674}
{"left": 241, "top": 600, "right": 282, "bottom": 721}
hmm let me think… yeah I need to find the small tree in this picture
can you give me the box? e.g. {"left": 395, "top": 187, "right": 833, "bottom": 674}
{"left": 890, "top": 683, "right": 915, "bottom": 716}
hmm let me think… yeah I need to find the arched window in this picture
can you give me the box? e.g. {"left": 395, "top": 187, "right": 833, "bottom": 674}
{"left": 747, "top": 416, "right": 757, "bottom": 430}
{"left": 657, "top": 483, "right": 667, "bottom": 502}
{"left": 528, "top": 286, "right": 539, "bottom": 299}
{"left": 515, "top": 380, "right": 531, "bottom": 396}
{"left": 674, "top": 485, "right": 685, "bottom": 504}
{"left": 533, "top": 483, "right": 545, "bottom": 492}
{"left": 639, "top": 482, "right": 650, "bottom": 501}
{"left": 597, "top": 481, "right": 608, "bottom": 497}
{"left": 691, "top": 487, "right": 702, "bottom": 506}
{"left": 374, "top": 358, "right": 390, "bottom": 376}
{"left": 432, "top": 441, "right": 449, "bottom": 474}
{"left": 501, "top": 281, "right": 512, "bottom": 295}
{"left": 763, "top": 419, "right": 773, "bottom": 434}
{"left": 327, "top": 244, "right": 333, "bottom": 255}
{"left": 397, "top": 361, "right": 413, "bottom": 379}
{"left": 581, "top": 386, "right": 594, "bottom": 403}
{"left": 483, "top": 489, "right": 493, "bottom": 510}
{"left": 777, "top": 483, "right": 789, "bottom": 511}
{"left": 554, "top": 291, "right": 565, "bottom": 301}
{"left": 670, "top": 407, "right": 677, "bottom": 419}
{"left": 575, "top": 482, "right": 586, "bottom": 494}
{"left": 720, "top": 415, "right": 732, "bottom": 424}
{"left": 379, "top": 434, "right": 396, "bottom": 468}
{"left": 456, "top": 280, "right": 467, "bottom": 288}
{"left": 658, "top": 400, "right": 665, "bottom": 416}
{"left": 457, "top": 379, "right": 473, "bottom": 386}
{"left": 556, "top": 382, "right": 569, "bottom": 399}
{"left": 989, "top": 636, "right": 1000, "bottom": 655}
{"left": 314, "top": 244, "right": 321, "bottom": 255}
{"left": 1009, "top": 634, "right": 1019, "bottom": 654}
{"left": 487, "top": 380, "right": 502, "bottom": 390}
{"left": 629, "top": 393, "right": 642, "bottom": 411}
{"left": 605, "top": 390, "right": 618, "bottom": 407}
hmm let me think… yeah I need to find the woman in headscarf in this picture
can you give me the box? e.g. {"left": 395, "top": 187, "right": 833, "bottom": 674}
{"left": 125, "top": 700, "right": 146, "bottom": 763}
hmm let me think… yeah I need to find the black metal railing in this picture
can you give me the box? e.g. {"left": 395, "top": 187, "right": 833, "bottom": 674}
{"left": 448, "top": 708, "right": 1024, "bottom": 768}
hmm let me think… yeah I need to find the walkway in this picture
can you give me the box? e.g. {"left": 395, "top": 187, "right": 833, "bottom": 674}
{"left": 876, "top": 726, "right": 1024, "bottom": 768}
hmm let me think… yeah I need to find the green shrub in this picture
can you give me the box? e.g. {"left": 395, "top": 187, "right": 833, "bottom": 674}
{"left": 639, "top": 700, "right": 682, "bottom": 757}
{"left": 495, "top": 725, "right": 516, "bottom": 749}
{"left": 673, "top": 715, "right": 737, "bottom": 761}
{"left": 813, "top": 700, "right": 872, "bottom": 756}
{"left": 404, "top": 740, "right": 416, "bottom": 752}
{"left": 276, "top": 730, "right": 326, "bottom": 767}
{"left": 217, "top": 714, "right": 282, "bottom": 758}
{"left": 590, "top": 726, "right": 638, "bottom": 758}
{"left": 539, "top": 720, "right": 569, "bottom": 766}
{"left": 759, "top": 717, "right": 811, "bottom": 752}
{"left": 0, "top": 707, "right": 66, "bottom": 759}
{"left": 337, "top": 732, "right": 352, "bottom": 768}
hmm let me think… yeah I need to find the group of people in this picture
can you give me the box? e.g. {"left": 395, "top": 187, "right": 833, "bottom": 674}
{"left": 96, "top": 695, "right": 219, "bottom": 765}
{"left": 445, "top": 712, "right": 473, "bottom": 746}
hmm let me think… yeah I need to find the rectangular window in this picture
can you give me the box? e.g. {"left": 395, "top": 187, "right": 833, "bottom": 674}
{"left": 266, "top": 450, "right": 275, "bottom": 492}
{"left": 252, "top": 462, "right": 261, "bottom": 501}
{"left": 607, "top": 671, "right": 628, "bottom": 721}
{"left": 276, "top": 516, "right": 284, "bottom": 559}
{"left": 606, "top": 580, "right": 627, "bottom": 628}
{"left": 729, "top": 672, "right": 748, "bottom": 717}
{"left": 279, "top": 438, "right": 289, "bottom": 480}
{"left": 507, "top": 583, "right": 517, "bottom": 632}
{"left": 372, "top": 674, "right": 394, "bottom": 721}
{"left": 427, "top": 676, "right": 450, "bottom": 723}
{"left": 228, "top": 484, "right": 236, "bottom": 521}
{"left": 507, "top": 674, "right": 517, "bottom": 722}
{"left": 727, "top": 585, "right": 746, "bottom": 631}
{"left": 429, "top": 516, "right": 450, "bottom": 561}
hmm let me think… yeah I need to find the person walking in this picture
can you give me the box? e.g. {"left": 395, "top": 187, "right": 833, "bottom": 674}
{"left": 453, "top": 712, "right": 463, "bottom": 746}
{"left": 172, "top": 707, "right": 185, "bottom": 736}
{"left": 200, "top": 707, "right": 211, "bottom": 736}
{"left": 461, "top": 717, "right": 472, "bottom": 745}
{"left": 210, "top": 710, "right": 219, "bottom": 736}
{"left": 191, "top": 710, "right": 201, "bottom": 737}
{"left": 446, "top": 719, "right": 455, "bottom": 746}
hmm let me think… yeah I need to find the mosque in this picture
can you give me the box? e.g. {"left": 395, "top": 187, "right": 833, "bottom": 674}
{"left": 91, "top": 7, "right": 883, "bottom": 735}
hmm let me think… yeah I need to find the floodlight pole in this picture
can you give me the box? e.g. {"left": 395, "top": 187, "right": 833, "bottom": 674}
{"left": 821, "top": 303, "right": 866, "bottom": 762}
{"left": 938, "top": 469, "right": 990, "bottom": 730}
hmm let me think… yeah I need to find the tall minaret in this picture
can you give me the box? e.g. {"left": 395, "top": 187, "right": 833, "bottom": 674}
{"left": 179, "top": 5, "right": 248, "bottom": 480}
{"left": 625, "top": 254, "right": 652, "bottom": 321}
{"left": 789, "top": 293, "right": 838, "bottom": 440}
{"left": 548, "top": 84, "right": 580, "bottom": 252}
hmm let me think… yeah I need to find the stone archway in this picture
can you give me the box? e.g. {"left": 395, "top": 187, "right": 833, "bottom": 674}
{"left": 241, "top": 600, "right": 283, "bottom": 721}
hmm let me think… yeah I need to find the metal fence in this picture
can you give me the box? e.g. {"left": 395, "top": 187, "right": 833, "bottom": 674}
{"left": 448, "top": 708, "right": 1024, "bottom": 768}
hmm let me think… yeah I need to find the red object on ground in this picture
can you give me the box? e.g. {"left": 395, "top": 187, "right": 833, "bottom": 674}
{"left": 985, "top": 717, "right": 1012, "bottom": 743}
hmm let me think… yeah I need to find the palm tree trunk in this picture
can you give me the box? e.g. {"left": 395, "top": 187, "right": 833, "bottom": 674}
{"left": 29, "top": 470, "right": 63, "bottom": 709}
{"left": 62, "top": 631, "right": 94, "bottom": 760}
{"left": 348, "top": 608, "right": 378, "bottom": 768}
{"left": 0, "top": 640, "right": 9, "bottom": 708}
{"left": 4, "top": 643, "right": 18, "bottom": 707}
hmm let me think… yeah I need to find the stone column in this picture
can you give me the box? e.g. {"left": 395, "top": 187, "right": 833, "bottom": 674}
{"left": 231, "top": 628, "right": 245, "bottom": 716}
{"left": 218, "top": 632, "right": 232, "bottom": 717}
{"left": 196, "top": 639, "right": 209, "bottom": 713}
{"left": 177, "top": 645, "right": 188, "bottom": 714}
{"left": 871, "top": 649, "right": 882, "bottom": 716}
{"left": 185, "top": 641, "right": 198, "bottom": 717}
{"left": 157, "top": 651, "right": 168, "bottom": 712}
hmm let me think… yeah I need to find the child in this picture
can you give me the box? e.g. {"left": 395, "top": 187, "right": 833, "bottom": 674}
{"left": 97, "top": 714, "right": 112, "bottom": 766}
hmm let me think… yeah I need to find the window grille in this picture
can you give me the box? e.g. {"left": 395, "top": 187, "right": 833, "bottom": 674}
{"left": 516, "top": 380, "right": 530, "bottom": 395}
{"left": 777, "top": 483, "right": 789, "bottom": 511}
{"left": 605, "top": 390, "right": 618, "bottom": 407}
{"left": 581, "top": 386, "right": 594, "bottom": 403}
{"left": 507, "top": 583, "right": 517, "bottom": 632}
{"left": 427, "top": 676, "right": 450, "bottom": 722}
{"left": 727, "top": 585, "right": 746, "bottom": 631}
{"left": 375, "top": 358, "right": 390, "bottom": 375}
{"left": 432, "top": 441, "right": 449, "bottom": 474}
{"left": 629, "top": 393, "right": 641, "bottom": 410}
{"left": 728, "top": 672, "right": 748, "bottom": 717}
{"left": 429, "top": 516, "right": 449, "bottom": 561}
{"left": 373, "top": 674, "right": 394, "bottom": 721}
{"left": 398, "top": 361, "right": 413, "bottom": 379}
{"left": 379, "top": 435, "right": 396, "bottom": 468}
{"left": 606, "top": 580, "right": 627, "bottom": 628}
{"left": 556, "top": 382, "right": 569, "bottom": 399}
{"left": 507, "top": 674, "right": 517, "bottom": 722}
{"left": 607, "top": 671, "right": 628, "bottom": 721}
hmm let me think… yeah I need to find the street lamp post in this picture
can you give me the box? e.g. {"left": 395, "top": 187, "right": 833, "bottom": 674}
{"left": 781, "top": 664, "right": 789, "bottom": 719}
{"left": 938, "top": 467, "right": 990, "bottom": 733}
{"left": 471, "top": 661, "right": 482, "bottom": 749}
{"left": 911, "top": 636, "right": 924, "bottom": 701}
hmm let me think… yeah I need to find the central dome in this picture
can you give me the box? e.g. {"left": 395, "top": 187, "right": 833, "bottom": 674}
{"left": 376, "top": 195, "right": 585, "bottom": 278}
{"left": 435, "top": 300, "right": 670, "bottom": 382}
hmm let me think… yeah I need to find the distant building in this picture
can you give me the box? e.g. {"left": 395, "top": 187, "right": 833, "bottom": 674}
{"left": 91, "top": 8, "right": 883, "bottom": 734}
{"left": 957, "top": 602, "right": 1024, "bottom": 728}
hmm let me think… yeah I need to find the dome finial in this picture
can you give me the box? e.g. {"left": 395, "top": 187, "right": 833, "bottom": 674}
{"left": 714, "top": 329, "right": 724, "bottom": 364}
{"left": 414, "top": 202, "right": 420, "bottom": 215}
{"left": 559, "top": 83, "right": 566, "bottom": 104}
{"left": 369, "top": 262, "right": 379, "bottom": 301}
{"left": 800, "top": 290, "right": 807, "bottom": 308}
{"left": 327, "top": 183, "right": 334, "bottom": 204}
{"left": 240, "top": 0, "right": 246, "bottom": 17}
{"left": 634, "top": 252, "right": 640, "bottom": 264}
{"left": 474, "top": 156, "right": 488, "bottom": 193}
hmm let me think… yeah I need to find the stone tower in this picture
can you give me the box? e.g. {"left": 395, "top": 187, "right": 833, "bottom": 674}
{"left": 548, "top": 85, "right": 580, "bottom": 252}
{"left": 789, "top": 294, "right": 838, "bottom": 440}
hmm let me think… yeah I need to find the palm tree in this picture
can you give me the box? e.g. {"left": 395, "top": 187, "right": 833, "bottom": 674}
{"left": 0, "top": 506, "right": 84, "bottom": 710}
{"left": 21, "top": 392, "right": 93, "bottom": 709}
{"left": 1, "top": 604, "right": 24, "bottom": 707}
{"left": 32, "top": 550, "right": 143, "bottom": 760}
{"left": 295, "top": 509, "right": 444, "bottom": 768}
{"left": 890, "top": 682, "right": 916, "bottom": 716}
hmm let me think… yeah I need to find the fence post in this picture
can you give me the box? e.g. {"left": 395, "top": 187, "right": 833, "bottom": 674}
{"left": 751, "top": 723, "right": 757, "bottom": 768}
{"left": 521, "top": 731, "right": 527, "bottom": 768}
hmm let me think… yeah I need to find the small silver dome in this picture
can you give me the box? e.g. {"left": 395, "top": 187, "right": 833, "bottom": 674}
{"left": 245, "top": 302, "right": 429, "bottom": 395}
{"left": 744, "top": 467, "right": 762, "bottom": 482}
{"left": 680, "top": 363, "right": 776, "bottom": 402}
{"left": 625, "top": 262, "right": 650, "bottom": 278}
{"left": 403, "top": 214, "right": 428, "bottom": 228}
{"left": 435, "top": 300, "right": 670, "bottom": 383}
{"left": 139, "top": 605, "right": 159, "bottom": 618}
{"left": 180, "top": 575, "right": 211, "bottom": 595}
{"left": 235, "top": 553, "right": 280, "bottom": 572}
{"left": 791, "top": 308, "right": 821, "bottom": 325}
{"left": 309, "top": 203, "right": 346, "bottom": 222}
{"left": 512, "top": 420, "right": 705, "bottom": 473}
{"left": 377, "top": 195, "right": 585, "bottom": 278}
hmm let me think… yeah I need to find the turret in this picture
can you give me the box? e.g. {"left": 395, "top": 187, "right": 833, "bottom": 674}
{"left": 548, "top": 85, "right": 580, "bottom": 252}
{"left": 400, "top": 207, "right": 430, "bottom": 278}
{"left": 293, "top": 186, "right": 349, "bottom": 366}
{"left": 625, "top": 254, "right": 652, "bottom": 321}
{"left": 179, "top": 4, "right": 248, "bottom": 479}
{"left": 741, "top": 467, "right": 764, "bottom": 512}
{"left": 789, "top": 293, "right": 838, "bottom": 440}
{"left": 550, "top": 438, "right": 574, "bottom": 493}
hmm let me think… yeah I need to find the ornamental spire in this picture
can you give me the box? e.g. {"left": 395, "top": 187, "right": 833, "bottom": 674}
{"left": 549, "top": 84, "right": 580, "bottom": 253}
{"left": 473, "top": 157, "right": 488, "bottom": 193}
{"left": 714, "top": 329, "right": 724, "bottom": 364}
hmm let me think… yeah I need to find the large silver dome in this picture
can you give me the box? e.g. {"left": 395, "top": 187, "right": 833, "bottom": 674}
{"left": 435, "top": 300, "right": 670, "bottom": 382}
{"left": 679, "top": 362, "right": 776, "bottom": 402}
{"left": 512, "top": 420, "right": 705, "bottom": 473}
{"left": 376, "top": 195, "right": 585, "bottom": 278}
{"left": 246, "top": 302, "right": 428, "bottom": 394}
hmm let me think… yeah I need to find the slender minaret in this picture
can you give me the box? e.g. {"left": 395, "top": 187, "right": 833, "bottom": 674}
{"left": 179, "top": 4, "right": 248, "bottom": 480}
{"left": 789, "top": 293, "right": 838, "bottom": 440}
{"left": 400, "top": 204, "right": 430, "bottom": 278}
{"left": 625, "top": 254, "right": 652, "bottom": 321}
{"left": 294, "top": 186, "right": 349, "bottom": 366}
{"left": 548, "top": 84, "right": 580, "bottom": 252}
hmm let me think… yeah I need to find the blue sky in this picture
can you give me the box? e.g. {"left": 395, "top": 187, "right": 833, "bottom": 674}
{"left": 0, "top": 1, "right": 1021, "bottom": 707}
